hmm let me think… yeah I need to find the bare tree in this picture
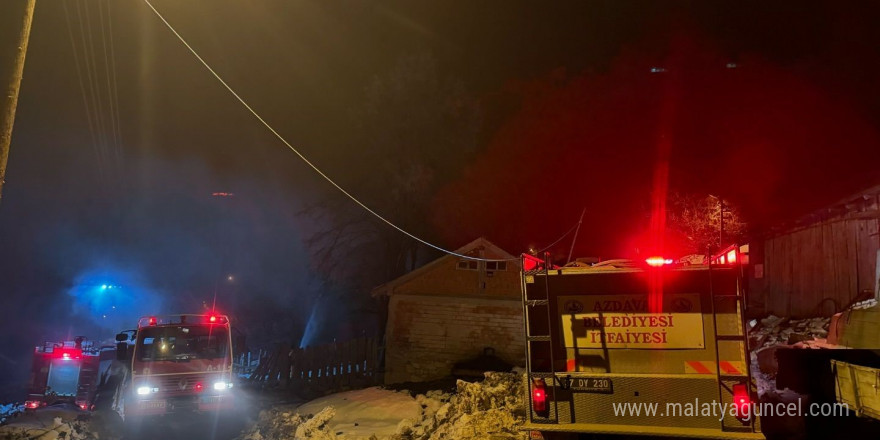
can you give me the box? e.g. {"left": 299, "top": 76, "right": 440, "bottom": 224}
{"left": 302, "top": 52, "right": 482, "bottom": 295}
{"left": 667, "top": 193, "right": 747, "bottom": 255}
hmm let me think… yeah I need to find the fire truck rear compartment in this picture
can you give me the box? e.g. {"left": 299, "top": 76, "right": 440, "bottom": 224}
{"left": 523, "top": 262, "right": 760, "bottom": 438}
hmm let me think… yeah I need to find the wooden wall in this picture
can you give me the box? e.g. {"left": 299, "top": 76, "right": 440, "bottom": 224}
{"left": 760, "top": 218, "right": 879, "bottom": 318}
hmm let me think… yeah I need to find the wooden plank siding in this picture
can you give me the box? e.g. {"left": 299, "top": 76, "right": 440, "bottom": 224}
{"left": 762, "top": 218, "right": 879, "bottom": 318}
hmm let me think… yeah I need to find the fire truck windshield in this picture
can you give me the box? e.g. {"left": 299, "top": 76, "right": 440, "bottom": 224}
{"left": 137, "top": 325, "right": 228, "bottom": 362}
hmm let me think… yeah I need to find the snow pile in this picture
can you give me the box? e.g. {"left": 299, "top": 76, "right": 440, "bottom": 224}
{"left": 297, "top": 387, "right": 421, "bottom": 439}
{"left": 0, "top": 410, "right": 102, "bottom": 440}
{"left": 237, "top": 386, "right": 423, "bottom": 440}
{"left": 391, "top": 372, "right": 527, "bottom": 440}
{"left": 236, "top": 372, "right": 528, "bottom": 440}
{"left": 0, "top": 404, "right": 128, "bottom": 440}
{"left": 750, "top": 315, "right": 831, "bottom": 348}
{"left": 851, "top": 298, "right": 878, "bottom": 310}
{"left": 237, "top": 406, "right": 338, "bottom": 440}
{"left": 750, "top": 350, "right": 775, "bottom": 396}
{"left": 750, "top": 314, "right": 837, "bottom": 399}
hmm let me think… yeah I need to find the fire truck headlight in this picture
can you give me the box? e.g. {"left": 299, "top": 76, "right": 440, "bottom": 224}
{"left": 213, "top": 381, "right": 233, "bottom": 391}
{"left": 136, "top": 386, "right": 158, "bottom": 395}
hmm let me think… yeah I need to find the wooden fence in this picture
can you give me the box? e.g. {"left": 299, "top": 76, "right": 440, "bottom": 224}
{"left": 249, "top": 337, "right": 382, "bottom": 396}
{"left": 758, "top": 218, "right": 879, "bottom": 317}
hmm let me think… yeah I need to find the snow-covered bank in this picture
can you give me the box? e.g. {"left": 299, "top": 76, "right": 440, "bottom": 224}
{"left": 237, "top": 372, "right": 528, "bottom": 440}
{"left": 0, "top": 403, "right": 105, "bottom": 440}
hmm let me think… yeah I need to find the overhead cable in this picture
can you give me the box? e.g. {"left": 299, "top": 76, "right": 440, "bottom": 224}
{"left": 142, "top": 0, "right": 573, "bottom": 263}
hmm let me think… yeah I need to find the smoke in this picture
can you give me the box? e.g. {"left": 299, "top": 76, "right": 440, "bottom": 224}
{"left": 0, "top": 153, "right": 321, "bottom": 401}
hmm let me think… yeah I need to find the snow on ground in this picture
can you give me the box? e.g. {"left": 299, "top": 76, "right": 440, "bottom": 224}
{"left": 236, "top": 372, "right": 528, "bottom": 440}
{"left": 296, "top": 387, "right": 421, "bottom": 438}
{"left": 0, "top": 403, "right": 102, "bottom": 440}
{"left": 0, "top": 373, "right": 531, "bottom": 440}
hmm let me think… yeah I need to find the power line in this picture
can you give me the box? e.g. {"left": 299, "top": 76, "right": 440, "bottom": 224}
{"left": 98, "top": 0, "right": 123, "bottom": 165}
{"left": 63, "top": 0, "right": 104, "bottom": 176}
{"left": 77, "top": 0, "right": 112, "bottom": 165}
{"left": 64, "top": 0, "right": 125, "bottom": 179}
{"left": 142, "top": 0, "right": 572, "bottom": 263}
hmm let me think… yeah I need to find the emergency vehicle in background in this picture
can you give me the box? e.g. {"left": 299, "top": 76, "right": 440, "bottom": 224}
{"left": 521, "top": 245, "right": 762, "bottom": 439}
{"left": 96, "top": 314, "right": 236, "bottom": 424}
{"left": 25, "top": 337, "right": 101, "bottom": 411}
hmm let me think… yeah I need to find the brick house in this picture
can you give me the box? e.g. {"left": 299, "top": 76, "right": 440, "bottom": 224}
{"left": 372, "top": 237, "right": 526, "bottom": 384}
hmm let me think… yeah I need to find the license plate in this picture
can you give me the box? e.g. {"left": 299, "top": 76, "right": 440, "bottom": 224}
{"left": 141, "top": 400, "right": 166, "bottom": 409}
{"left": 570, "top": 377, "right": 613, "bottom": 393}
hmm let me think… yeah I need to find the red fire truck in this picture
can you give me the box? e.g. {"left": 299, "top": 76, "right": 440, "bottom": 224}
{"left": 25, "top": 337, "right": 101, "bottom": 411}
{"left": 119, "top": 314, "right": 236, "bottom": 423}
{"left": 521, "top": 246, "right": 762, "bottom": 439}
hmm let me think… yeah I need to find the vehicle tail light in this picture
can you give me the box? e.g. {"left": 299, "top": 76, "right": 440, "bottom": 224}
{"left": 25, "top": 400, "right": 41, "bottom": 410}
{"left": 733, "top": 383, "right": 752, "bottom": 423}
{"left": 76, "top": 400, "right": 89, "bottom": 411}
{"left": 532, "top": 378, "right": 548, "bottom": 417}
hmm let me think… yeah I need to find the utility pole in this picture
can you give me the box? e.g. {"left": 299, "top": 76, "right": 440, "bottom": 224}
{"left": 719, "top": 197, "right": 725, "bottom": 248}
{"left": 566, "top": 207, "right": 586, "bottom": 265}
{"left": 0, "top": 0, "right": 37, "bottom": 203}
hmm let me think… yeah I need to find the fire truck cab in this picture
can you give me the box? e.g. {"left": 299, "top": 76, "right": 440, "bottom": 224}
{"left": 122, "top": 314, "right": 235, "bottom": 422}
{"left": 521, "top": 246, "right": 762, "bottom": 439}
{"left": 25, "top": 337, "right": 101, "bottom": 411}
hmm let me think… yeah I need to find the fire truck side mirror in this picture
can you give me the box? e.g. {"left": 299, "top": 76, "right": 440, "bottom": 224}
{"left": 116, "top": 342, "right": 128, "bottom": 361}
{"left": 115, "top": 333, "right": 128, "bottom": 342}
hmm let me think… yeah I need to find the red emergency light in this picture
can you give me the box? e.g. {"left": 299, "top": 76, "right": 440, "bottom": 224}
{"left": 52, "top": 347, "right": 82, "bottom": 360}
{"left": 206, "top": 315, "right": 228, "bottom": 324}
{"left": 645, "top": 257, "right": 673, "bottom": 267}
{"left": 139, "top": 314, "right": 229, "bottom": 327}
{"left": 194, "top": 382, "right": 204, "bottom": 393}
{"left": 711, "top": 245, "right": 744, "bottom": 266}
{"left": 25, "top": 400, "right": 41, "bottom": 410}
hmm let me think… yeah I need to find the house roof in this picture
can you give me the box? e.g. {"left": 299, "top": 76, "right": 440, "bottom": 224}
{"left": 370, "top": 237, "right": 517, "bottom": 297}
{"left": 768, "top": 182, "right": 880, "bottom": 237}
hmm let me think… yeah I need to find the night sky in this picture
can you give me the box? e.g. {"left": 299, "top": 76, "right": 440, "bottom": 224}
{"left": 1, "top": 0, "right": 880, "bottom": 400}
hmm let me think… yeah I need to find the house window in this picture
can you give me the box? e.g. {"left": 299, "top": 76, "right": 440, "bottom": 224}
{"left": 485, "top": 261, "right": 507, "bottom": 271}
{"left": 457, "top": 260, "right": 478, "bottom": 271}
